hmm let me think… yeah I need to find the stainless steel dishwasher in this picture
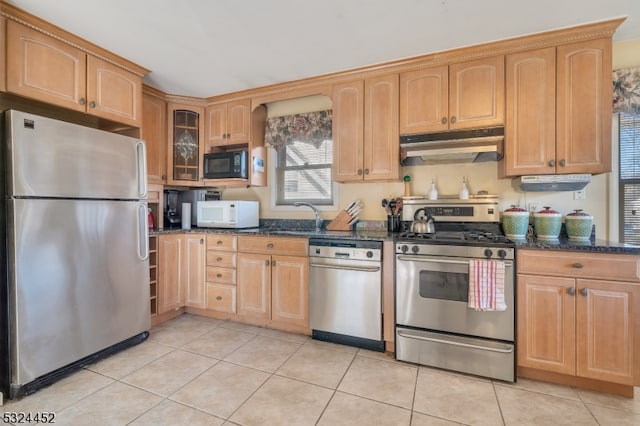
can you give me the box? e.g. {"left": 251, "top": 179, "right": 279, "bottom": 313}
{"left": 308, "top": 238, "right": 384, "bottom": 351}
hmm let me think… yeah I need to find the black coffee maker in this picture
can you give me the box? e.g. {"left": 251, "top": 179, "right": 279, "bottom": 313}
{"left": 164, "top": 190, "right": 181, "bottom": 228}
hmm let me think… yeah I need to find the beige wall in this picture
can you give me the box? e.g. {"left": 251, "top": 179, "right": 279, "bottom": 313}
{"left": 224, "top": 39, "right": 640, "bottom": 240}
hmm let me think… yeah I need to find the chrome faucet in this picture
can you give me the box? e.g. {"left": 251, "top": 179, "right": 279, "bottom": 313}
{"left": 294, "top": 201, "right": 323, "bottom": 231}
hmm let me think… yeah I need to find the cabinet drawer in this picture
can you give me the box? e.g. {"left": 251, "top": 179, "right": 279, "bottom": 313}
{"left": 207, "top": 266, "right": 236, "bottom": 285}
{"left": 206, "top": 251, "right": 237, "bottom": 268}
{"left": 517, "top": 250, "right": 640, "bottom": 282}
{"left": 206, "top": 234, "right": 237, "bottom": 252}
{"left": 238, "top": 235, "right": 308, "bottom": 256}
{"left": 206, "top": 283, "right": 236, "bottom": 313}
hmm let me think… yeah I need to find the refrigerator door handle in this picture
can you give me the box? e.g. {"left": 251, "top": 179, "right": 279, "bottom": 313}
{"left": 137, "top": 203, "right": 149, "bottom": 261}
{"left": 136, "top": 141, "right": 148, "bottom": 199}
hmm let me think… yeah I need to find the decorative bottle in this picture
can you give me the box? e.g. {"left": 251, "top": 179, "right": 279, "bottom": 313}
{"left": 459, "top": 177, "right": 469, "bottom": 200}
{"left": 428, "top": 179, "right": 438, "bottom": 200}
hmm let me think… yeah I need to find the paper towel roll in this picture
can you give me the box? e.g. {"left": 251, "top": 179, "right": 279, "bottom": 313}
{"left": 181, "top": 203, "right": 191, "bottom": 229}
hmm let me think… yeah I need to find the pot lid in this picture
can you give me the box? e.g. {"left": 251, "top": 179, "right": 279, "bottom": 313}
{"left": 504, "top": 204, "right": 527, "bottom": 212}
{"left": 566, "top": 209, "right": 592, "bottom": 217}
{"left": 536, "top": 206, "right": 560, "bottom": 214}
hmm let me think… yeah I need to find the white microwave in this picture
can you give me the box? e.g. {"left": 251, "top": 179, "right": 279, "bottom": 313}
{"left": 197, "top": 200, "right": 259, "bottom": 228}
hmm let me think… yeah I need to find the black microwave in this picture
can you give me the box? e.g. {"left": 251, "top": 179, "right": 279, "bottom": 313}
{"left": 203, "top": 150, "right": 248, "bottom": 179}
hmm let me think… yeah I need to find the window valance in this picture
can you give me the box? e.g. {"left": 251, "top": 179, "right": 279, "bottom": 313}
{"left": 264, "top": 110, "right": 332, "bottom": 151}
{"left": 613, "top": 67, "right": 640, "bottom": 114}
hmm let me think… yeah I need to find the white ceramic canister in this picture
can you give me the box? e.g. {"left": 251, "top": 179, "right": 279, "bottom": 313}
{"left": 565, "top": 209, "right": 593, "bottom": 240}
{"left": 533, "top": 206, "right": 562, "bottom": 240}
{"left": 501, "top": 205, "right": 529, "bottom": 240}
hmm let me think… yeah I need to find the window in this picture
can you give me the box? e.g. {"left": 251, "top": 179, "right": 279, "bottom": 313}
{"left": 264, "top": 110, "right": 334, "bottom": 206}
{"left": 619, "top": 112, "right": 640, "bottom": 244}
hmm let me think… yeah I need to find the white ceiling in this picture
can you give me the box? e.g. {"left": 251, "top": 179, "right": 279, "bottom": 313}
{"left": 7, "top": 0, "right": 640, "bottom": 98}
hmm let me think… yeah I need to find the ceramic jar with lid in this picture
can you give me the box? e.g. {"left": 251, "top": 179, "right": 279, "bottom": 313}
{"left": 534, "top": 206, "right": 562, "bottom": 240}
{"left": 565, "top": 209, "right": 593, "bottom": 240}
{"left": 502, "top": 205, "right": 529, "bottom": 240}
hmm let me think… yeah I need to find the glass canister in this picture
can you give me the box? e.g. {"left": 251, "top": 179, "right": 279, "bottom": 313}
{"left": 565, "top": 209, "right": 593, "bottom": 240}
{"left": 534, "top": 206, "right": 562, "bottom": 240}
{"left": 501, "top": 205, "right": 529, "bottom": 240}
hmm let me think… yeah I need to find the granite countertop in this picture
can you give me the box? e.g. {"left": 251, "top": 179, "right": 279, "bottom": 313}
{"left": 150, "top": 219, "right": 640, "bottom": 255}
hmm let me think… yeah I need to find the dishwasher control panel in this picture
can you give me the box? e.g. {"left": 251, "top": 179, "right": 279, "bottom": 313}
{"left": 308, "top": 239, "right": 382, "bottom": 262}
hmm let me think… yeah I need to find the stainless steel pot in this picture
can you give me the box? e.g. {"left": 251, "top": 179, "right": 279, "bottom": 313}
{"left": 410, "top": 208, "right": 435, "bottom": 234}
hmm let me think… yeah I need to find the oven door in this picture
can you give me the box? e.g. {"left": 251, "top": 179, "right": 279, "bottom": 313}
{"left": 395, "top": 253, "right": 514, "bottom": 341}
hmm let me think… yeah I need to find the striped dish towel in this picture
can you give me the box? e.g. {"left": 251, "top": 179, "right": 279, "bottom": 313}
{"left": 468, "top": 259, "right": 506, "bottom": 311}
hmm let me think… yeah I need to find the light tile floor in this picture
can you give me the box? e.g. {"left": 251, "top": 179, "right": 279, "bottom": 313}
{"left": 2, "top": 313, "right": 640, "bottom": 425}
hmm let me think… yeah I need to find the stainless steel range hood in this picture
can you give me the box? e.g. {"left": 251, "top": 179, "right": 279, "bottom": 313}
{"left": 400, "top": 127, "right": 504, "bottom": 166}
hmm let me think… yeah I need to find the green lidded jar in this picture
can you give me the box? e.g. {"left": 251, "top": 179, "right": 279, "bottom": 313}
{"left": 502, "top": 205, "right": 529, "bottom": 240}
{"left": 534, "top": 206, "right": 562, "bottom": 240}
{"left": 565, "top": 209, "right": 593, "bottom": 240}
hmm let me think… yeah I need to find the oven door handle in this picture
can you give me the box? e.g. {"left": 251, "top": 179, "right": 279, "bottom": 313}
{"left": 397, "top": 330, "right": 514, "bottom": 354}
{"left": 309, "top": 262, "right": 381, "bottom": 273}
{"left": 396, "top": 255, "right": 513, "bottom": 268}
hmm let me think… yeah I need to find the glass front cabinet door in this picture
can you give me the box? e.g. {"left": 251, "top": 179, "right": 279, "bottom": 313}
{"left": 168, "top": 104, "right": 204, "bottom": 186}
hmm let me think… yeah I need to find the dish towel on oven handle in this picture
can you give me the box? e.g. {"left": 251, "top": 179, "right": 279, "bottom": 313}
{"left": 468, "top": 259, "right": 506, "bottom": 311}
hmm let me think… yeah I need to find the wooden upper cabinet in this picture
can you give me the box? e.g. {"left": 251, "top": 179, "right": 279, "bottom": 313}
{"left": 556, "top": 38, "right": 612, "bottom": 175}
{"left": 503, "top": 38, "right": 612, "bottom": 177}
{"left": 399, "top": 56, "right": 504, "bottom": 135}
{"left": 142, "top": 87, "right": 167, "bottom": 184}
{"left": 504, "top": 47, "right": 556, "bottom": 176}
{"left": 204, "top": 99, "right": 251, "bottom": 149}
{"left": 6, "top": 20, "right": 143, "bottom": 127}
{"left": 333, "top": 75, "right": 399, "bottom": 183}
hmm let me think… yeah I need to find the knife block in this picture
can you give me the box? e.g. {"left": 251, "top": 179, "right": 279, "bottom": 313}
{"left": 326, "top": 210, "right": 353, "bottom": 231}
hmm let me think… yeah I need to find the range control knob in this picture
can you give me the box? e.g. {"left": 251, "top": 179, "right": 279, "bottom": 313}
{"left": 366, "top": 251, "right": 374, "bottom": 258}
{"left": 497, "top": 249, "right": 507, "bottom": 260}
{"left": 484, "top": 249, "right": 493, "bottom": 258}
{"left": 411, "top": 245, "right": 420, "bottom": 254}
{"left": 400, "top": 245, "right": 409, "bottom": 253}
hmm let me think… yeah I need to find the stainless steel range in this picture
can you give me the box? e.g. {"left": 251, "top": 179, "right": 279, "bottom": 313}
{"left": 395, "top": 196, "right": 516, "bottom": 382}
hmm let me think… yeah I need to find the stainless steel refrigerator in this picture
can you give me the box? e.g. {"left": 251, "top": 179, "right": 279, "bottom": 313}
{"left": 0, "top": 110, "right": 150, "bottom": 399}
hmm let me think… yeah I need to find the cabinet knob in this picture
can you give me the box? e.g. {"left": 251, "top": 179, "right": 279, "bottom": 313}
{"left": 217, "top": 240, "right": 223, "bottom": 245}
{"left": 267, "top": 243, "right": 274, "bottom": 248}
{"left": 567, "top": 287, "right": 576, "bottom": 296}
{"left": 559, "top": 159, "right": 566, "bottom": 167}
{"left": 79, "top": 97, "right": 86, "bottom": 106}
{"left": 216, "top": 296, "right": 222, "bottom": 301}
{"left": 200, "top": 239, "right": 204, "bottom": 244}
{"left": 548, "top": 159, "right": 555, "bottom": 167}
{"left": 580, "top": 288, "right": 588, "bottom": 296}
{"left": 216, "top": 257, "right": 223, "bottom": 262}
{"left": 572, "top": 263, "right": 583, "bottom": 269}
{"left": 265, "top": 260, "right": 270, "bottom": 266}
{"left": 357, "top": 169, "right": 363, "bottom": 175}
{"left": 364, "top": 169, "right": 369, "bottom": 175}
{"left": 271, "top": 260, "right": 276, "bottom": 266}
{"left": 450, "top": 116, "right": 456, "bottom": 124}
{"left": 216, "top": 273, "right": 222, "bottom": 278}
{"left": 441, "top": 117, "right": 447, "bottom": 124}
{"left": 161, "top": 174, "right": 167, "bottom": 181}
{"left": 89, "top": 101, "right": 96, "bottom": 109}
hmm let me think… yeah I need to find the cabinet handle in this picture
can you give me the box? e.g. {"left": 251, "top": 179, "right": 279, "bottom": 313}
{"left": 216, "top": 257, "right": 223, "bottom": 262}
{"left": 79, "top": 97, "right": 86, "bottom": 106}
{"left": 265, "top": 260, "right": 270, "bottom": 266}
{"left": 441, "top": 117, "right": 447, "bottom": 124}
{"left": 559, "top": 159, "right": 566, "bottom": 167}
{"left": 357, "top": 169, "right": 363, "bottom": 175}
{"left": 567, "top": 287, "right": 576, "bottom": 296}
{"left": 364, "top": 169, "right": 369, "bottom": 175}
{"left": 580, "top": 288, "right": 588, "bottom": 296}
{"left": 89, "top": 101, "right": 96, "bottom": 108}
{"left": 267, "top": 243, "right": 274, "bottom": 248}
{"left": 216, "top": 296, "right": 222, "bottom": 301}
{"left": 217, "top": 240, "right": 223, "bottom": 245}
{"left": 216, "top": 273, "right": 222, "bottom": 278}
{"left": 572, "top": 263, "right": 583, "bottom": 269}
{"left": 548, "top": 159, "right": 555, "bottom": 167}
{"left": 271, "top": 260, "right": 276, "bottom": 266}
{"left": 450, "top": 116, "right": 456, "bottom": 124}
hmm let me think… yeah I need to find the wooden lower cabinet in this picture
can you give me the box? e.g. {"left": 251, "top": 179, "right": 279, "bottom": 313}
{"left": 237, "top": 236, "right": 309, "bottom": 332}
{"left": 517, "top": 250, "right": 640, "bottom": 391}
